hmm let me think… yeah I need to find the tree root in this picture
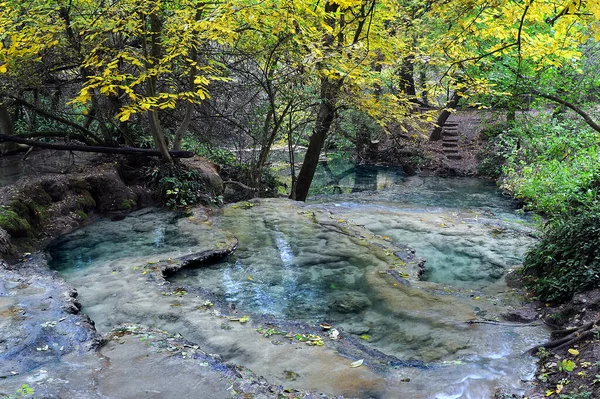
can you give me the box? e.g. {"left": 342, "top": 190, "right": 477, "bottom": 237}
{"left": 528, "top": 318, "right": 599, "bottom": 354}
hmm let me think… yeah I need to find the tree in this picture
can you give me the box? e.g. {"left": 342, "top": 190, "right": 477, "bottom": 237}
{"left": 292, "top": 0, "right": 422, "bottom": 200}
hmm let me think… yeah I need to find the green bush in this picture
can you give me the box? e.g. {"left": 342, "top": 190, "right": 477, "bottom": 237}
{"left": 148, "top": 163, "right": 210, "bottom": 209}
{"left": 523, "top": 209, "right": 600, "bottom": 302}
{"left": 477, "top": 123, "right": 519, "bottom": 178}
{"left": 500, "top": 117, "right": 600, "bottom": 215}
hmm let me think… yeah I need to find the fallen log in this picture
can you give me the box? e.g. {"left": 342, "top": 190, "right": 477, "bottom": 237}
{"left": 0, "top": 134, "right": 194, "bottom": 158}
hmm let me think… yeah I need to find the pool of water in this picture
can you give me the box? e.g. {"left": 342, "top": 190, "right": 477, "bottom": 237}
{"left": 49, "top": 208, "right": 199, "bottom": 272}
{"left": 47, "top": 171, "right": 546, "bottom": 399}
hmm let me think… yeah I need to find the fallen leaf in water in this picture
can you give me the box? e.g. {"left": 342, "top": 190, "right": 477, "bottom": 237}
{"left": 349, "top": 359, "right": 364, "bottom": 368}
{"left": 239, "top": 315, "right": 250, "bottom": 323}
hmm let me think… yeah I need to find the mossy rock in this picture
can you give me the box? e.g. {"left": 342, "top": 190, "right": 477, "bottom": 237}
{"left": 74, "top": 210, "right": 88, "bottom": 220}
{"left": 119, "top": 199, "right": 137, "bottom": 210}
{"left": 0, "top": 208, "right": 31, "bottom": 236}
{"left": 68, "top": 177, "right": 91, "bottom": 192}
{"left": 21, "top": 184, "right": 53, "bottom": 206}
{"left": 75, "top": 191, "right": 97, "bottom": 211}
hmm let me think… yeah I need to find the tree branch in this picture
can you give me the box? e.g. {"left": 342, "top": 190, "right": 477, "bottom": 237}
{"left": 7, "top": 96, "right": 104, "bottom": 144}
{"left": 0, "top": 134, "right": 194, "bottom": 158}
{"left": 531, "top": 89, "right": 600, "bottom": 134}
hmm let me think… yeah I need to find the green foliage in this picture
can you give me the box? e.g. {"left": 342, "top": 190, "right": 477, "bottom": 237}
{"left": 523, "top": 210, "right": 600, "bottom": 302}
{"left": 0, "top": 207, "right": 31, "bottom": 235}
{"left": 558, "top": 359, "right": 577, "bottom": 372}
{"left": 1, "top": 384, "right": 35, "bottom": 398}
{"left": 486, "top": 114, "right": 600, "bottom": 303}
{"left": 149, "top": 163, "right": 209, "bottom": 209}
{"left": 192, "top": 144, "right": 238, "bottom": 167}
{"left": 500, "top": 117, "right": 600, "bottom": 216}
{"left": 477, "top": 121, "right": 519, "bottom": 178}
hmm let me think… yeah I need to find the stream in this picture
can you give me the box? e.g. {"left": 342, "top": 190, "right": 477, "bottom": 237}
{"left": 47, "top": 162, "right": 548, "bottom": 399}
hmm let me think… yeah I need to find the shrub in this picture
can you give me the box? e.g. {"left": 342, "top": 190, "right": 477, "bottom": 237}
{"left": 148, "top": 163, "right": 210, "bottom": 209}
{"left": 523, "top": 209, "right": 600, "bottom": 302}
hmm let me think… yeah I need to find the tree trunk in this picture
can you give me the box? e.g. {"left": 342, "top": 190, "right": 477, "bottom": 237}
{"left": 399, "top": 55, "right": 416, "bottom": 97}
{"left": 429, "top": 91, "right": 460, "bottom": 141}
{"left": 0, "top": 102, "right": 14, "bottom": 136}
{"left": 146, "top": 12, "right": 173, "bottom": 164}
{"left": 292, "top": 79, "right": 338, "bottom": 201}
{"left": 173, "top": 47, "right": 198, "bottom": 151}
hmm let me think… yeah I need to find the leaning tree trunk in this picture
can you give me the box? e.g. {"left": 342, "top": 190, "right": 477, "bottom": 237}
{"left": 429, "top": 91, "right": 460, "bottom": 141}
{"left": 146, "top": 12, "right": 173, "bottom": 164}
{"left": 292, "top": 79, "right": 339, "bottom": 201}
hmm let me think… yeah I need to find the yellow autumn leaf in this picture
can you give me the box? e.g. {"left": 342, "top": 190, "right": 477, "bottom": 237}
{"left": 0, "top": 64, "right": 7, "bottom": 74}
{"left": 118, "top": 110, "right": 132, "bottom": 122}
{"left": 568, "top": 348, "right": 579, "bottom": 356}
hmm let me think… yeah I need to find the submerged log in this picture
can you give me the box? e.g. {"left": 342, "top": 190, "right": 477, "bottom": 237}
{"left": 0, "top": 134, "right": 194, "bottom": 158}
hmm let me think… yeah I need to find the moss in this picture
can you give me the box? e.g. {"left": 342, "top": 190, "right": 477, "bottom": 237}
{"left": 23, "top": 185, "right": 53, "bottom": 206}
{"left": 74, "top": 210, "right": 88, "bottom": 220}
{"left": 119, "top": 199, "right": 136, "bottom": 210}
{"left": 0, "top": 208, "right": 31, "bottom": 235}
{"left": 68, "top": 177, "right": 89, "bottom": 192}
{"left": 76, "top": 191, "right": 97, "bottom": 210}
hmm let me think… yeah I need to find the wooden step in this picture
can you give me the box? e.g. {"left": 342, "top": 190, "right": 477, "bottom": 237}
{"left": 444, "top": 122, "right": 459, "bottom": 126}
{"left": 446, "top": 154, "right": 462, "bottom": 160}
{"left": 442, "top": 142, "right": 458, "bottom": 147}
{"left": 444, "top": 149, "right": 459, "bottom": 154}
{"left": 443, "top": 131, "right": 459, "bottom": 137}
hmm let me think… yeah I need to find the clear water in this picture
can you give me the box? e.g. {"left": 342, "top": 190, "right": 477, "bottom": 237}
{"left": 49, "top": 208, "right": 199, "bottom": 272}
{"left": 46, "top": 166, "right": 546, "bottom": 399}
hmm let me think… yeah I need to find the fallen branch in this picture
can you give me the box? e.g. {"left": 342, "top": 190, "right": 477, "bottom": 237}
{"left": 0, "top": 134, "right": 194, "bottom": 158}
{"left": 224, "top": 180, "right": 257, "bottom": 192}
{"left": 466, "top": 319, "right": 542, "bottom": 327}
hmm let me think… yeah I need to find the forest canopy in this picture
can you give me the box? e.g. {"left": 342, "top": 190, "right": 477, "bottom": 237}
{"left": 1, "top": 0, "right": 599, "bottom": 199}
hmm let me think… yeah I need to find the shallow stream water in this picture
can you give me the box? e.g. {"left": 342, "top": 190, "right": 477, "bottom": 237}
{"left": 47, "top": 164, "right": 547, "bottom": 399}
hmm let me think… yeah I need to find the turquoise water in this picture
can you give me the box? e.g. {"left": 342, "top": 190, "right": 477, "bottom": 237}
{"left": 49, "top": 208, "right": 198, "bottom": 272}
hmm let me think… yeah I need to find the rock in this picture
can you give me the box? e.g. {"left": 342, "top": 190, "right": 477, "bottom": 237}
{"left": 504, "top": 268, "right": 524, "bottom": 288}
{"left": 182, "top": 157, "right": 224, "bottom": 194}
{"left": 85, "top": 167, "right": 138, "bottom": 212}
{"left": 343, "top": 323, "right": 371, "bottom": 335}
{"left": 0, "top": 253, "right": 101, "bottom": 376}
{"left": 223, "top": 181, "right": 255, "bottom": 203}
{"left": 0, "top": 227, "right": 11, "bottom": 255}
{"left": 502, "top": 307, "right": 537, "bottom": 323}
{"left": 328, "top": 292, "right": 372, "bottom": 313}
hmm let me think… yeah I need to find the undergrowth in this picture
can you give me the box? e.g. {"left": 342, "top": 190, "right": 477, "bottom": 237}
{"left": 480, "top": 113, "right": 600, "bottom": 302}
